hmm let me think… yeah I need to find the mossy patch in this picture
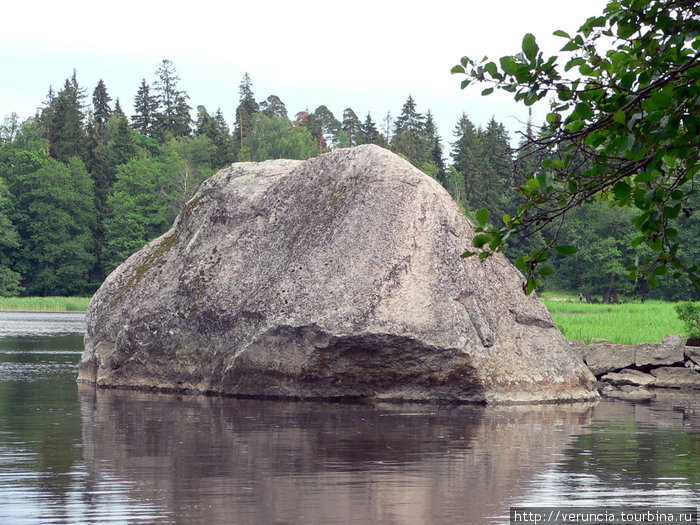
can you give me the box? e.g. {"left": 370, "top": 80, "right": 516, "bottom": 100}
{"left": 110, "top": 231, "right": 180, "bottom": 307}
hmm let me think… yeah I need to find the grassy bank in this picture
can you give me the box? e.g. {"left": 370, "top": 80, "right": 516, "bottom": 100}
{"left": 0, "top": 297, "right": 90, "bottom": 312}
{"left": 541, "top": 293, "right": 687, "bottom": 345}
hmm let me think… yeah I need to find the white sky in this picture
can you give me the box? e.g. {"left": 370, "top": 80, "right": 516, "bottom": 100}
{"left": 1, "top": 0, "right": 608, "bottom": 146}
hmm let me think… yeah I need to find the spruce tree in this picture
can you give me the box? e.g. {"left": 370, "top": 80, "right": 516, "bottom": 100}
{"left": 361, "top": 113, "right": 381, "bottom": 145}
{"left": 92, "top": 79, "right": 112, "bottom": 140}
{"left": 49, "top": 76, "right": 87, "bottom": 163}
{"left": 424, "top": 111, "right": 446, "bottom": 183}
{"left": 113, "top": 98, "right": 124, "bottom": 117}
{"left": 132, "top": 79, "right": 158, "bottom": 137}
{"left": 450, "top": 113, "right": 481, "bottom": 208}
{"left": 212, "top": 109, "right": 235, "bottom": 168}
{"left": 391, "top": 95, "right": 429, "bottom": 167}
{"left": 152, "top": 59, "right": 192, "bottom": 141}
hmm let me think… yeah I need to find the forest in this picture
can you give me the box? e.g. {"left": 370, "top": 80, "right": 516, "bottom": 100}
{"left": 0, "top": 59, "right": 698, "bottom": 301}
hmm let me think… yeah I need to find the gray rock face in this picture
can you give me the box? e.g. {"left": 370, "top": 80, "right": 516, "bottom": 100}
{"left": 600, "top": 368, "right": 655, "bottom": 387}
{"left": 635, "top": 342, "right": 685, "bottom": 368}
{"left": 78, "top": 145, "right": 597, "bottom": 404}
{"left": 687, "top": 346, "right": 700, "bottom": 367}
{"left": 581, "top": 344, "right": 635, "bottom": 376}
{"left": 650, "top": 367, "right": 700, "bottom": 389}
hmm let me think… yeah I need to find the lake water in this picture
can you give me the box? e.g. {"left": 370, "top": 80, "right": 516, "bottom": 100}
{"left": 0, "top": 311, "right": 698, "bottom": 524}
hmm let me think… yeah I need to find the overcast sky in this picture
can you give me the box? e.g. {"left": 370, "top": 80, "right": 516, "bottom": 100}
{"left": 2, "top": 0, "right": 608, "bottom": 145}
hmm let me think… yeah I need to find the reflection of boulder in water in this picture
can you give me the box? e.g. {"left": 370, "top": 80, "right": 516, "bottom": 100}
{"left": 78, "top": 145, "right": 597, "bottom": 404}
{"left": 79, "top": 384, "right": 595, "bottom": 524}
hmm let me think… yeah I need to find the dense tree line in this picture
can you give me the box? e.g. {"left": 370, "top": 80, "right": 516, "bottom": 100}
{"left": 0, "top": 58, "right": 697, "bottom": 301}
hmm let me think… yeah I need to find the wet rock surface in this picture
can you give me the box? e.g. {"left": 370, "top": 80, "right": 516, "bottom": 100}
{"left": 78, "top": 145, "right": 597, "bottom": 404}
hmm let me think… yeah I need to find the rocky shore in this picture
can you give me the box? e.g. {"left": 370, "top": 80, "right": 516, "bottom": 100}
{"left": 572, "top": 335, "right": 700, "bottom": 398}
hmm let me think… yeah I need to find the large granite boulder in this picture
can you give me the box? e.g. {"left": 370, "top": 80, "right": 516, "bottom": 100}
{"left": 78, "top": 145, "right": 597, "bottom": 404}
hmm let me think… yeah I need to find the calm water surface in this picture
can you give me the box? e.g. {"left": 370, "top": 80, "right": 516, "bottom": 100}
{"left": 0, "top": 311, "right": 698, "bottom": 524}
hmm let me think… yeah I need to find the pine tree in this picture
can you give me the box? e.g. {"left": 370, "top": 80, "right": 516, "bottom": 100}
{"left": 234, "top": 73, "right": 260, "bottom": 154}
{"left": 341, "top": 108, "right": 363, "bottom": 146}
{"left": 132, "top": 79, "right": 157, "bottom": 137}
{"left": 307, "top": 105, "right": 341, "bottom": 152}
{"left": 260, "top": 95, "right": 288, "bottom": 119}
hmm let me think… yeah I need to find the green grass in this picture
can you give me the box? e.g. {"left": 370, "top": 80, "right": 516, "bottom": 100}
{"left": 541, "top": 293, "right": 688, "bottom": 345}
{"left": 0, "top": 296, "right": 90, "bottom": 312}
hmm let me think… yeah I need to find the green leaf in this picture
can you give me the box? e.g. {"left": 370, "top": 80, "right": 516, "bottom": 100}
{"left": 653, "top": 265, "right": 668, "bottom": 276}
{"left": 649, "top": 238, "right": 662, "bottom": 251}
{"left": 546, "top": 112, "right": 561, "bottom": 124}
{"left": 573, "top": 102, "right": 594, "bottom": 120}
{"left": 484, "top": 62, "right": 499, "bottom": 77}
{"left": 650, "top": 87, "right": 673, "bottom": 109}
{"left": 648, "top": 277, "right": 659, "bottom": 288}
{"left": 473, "top": 234, "right": 489, "bottom": 249}
{"left": 461, "top": 250, "right": 476, "bottom": 258}
{"left": 562, "top": 40, "right": 580, "bottom": 52}
{"left": 663, "top": 205, "right": 680, "bottom": 219}
{"left": 475, "top": 208, "right": 489, "bottom": 227}
{"left": 613, "top": 181, "right": 631, "bottom": 201}
{"left": 553, "top": 30, "right": 570, "bottom": 38}
{"left": 499, "top": 56, "right": 519, "bottom": 76}
{"left": 522, "top": 33, "right": 539, "bottom": 61}
{"left": 613, "top": 110, "right": 626, "bottom": 125}
{"left": 555, "top": 245, "right": 578, "bottom": 256}
{"left": 617, "top": 22, "right": 636, "bottom": 39}
{"left": 564, "top": 121, "right": 585, "bottom": 132}
{"left": 525, "top": 277, "right": 538, "bottom": 295}
{"left": 539, "top": 266, "right": 554, "bottom": 276}
{"left": 451, "top": 65, "right": 465, "bottom": 74}
{"left": 481, "top": 87, "right": 494, "bottom": 96}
